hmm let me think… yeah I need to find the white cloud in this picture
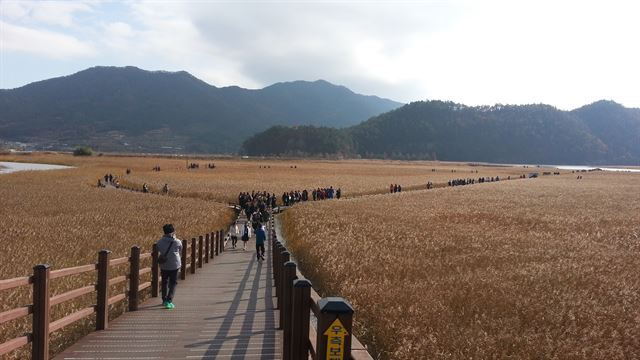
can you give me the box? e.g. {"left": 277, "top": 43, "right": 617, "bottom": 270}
{"left": 2, "top": 0, "right": 640, "bottom": 108}
{"left": 1, "top": 1, "right": 94, "bottom": 27}
{"left": 102, "top": 22, "right": 135, "bottom": 50}
{"left": 0, "top": 21, "right": 96, "bottom": 59}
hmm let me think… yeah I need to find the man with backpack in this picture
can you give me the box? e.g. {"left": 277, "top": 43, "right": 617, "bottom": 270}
{"left": 156, "top": 224, "right": 183, "bottom": 309}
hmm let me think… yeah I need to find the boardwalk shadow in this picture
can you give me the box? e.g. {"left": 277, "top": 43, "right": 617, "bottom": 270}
{"left": 185, "top": 249, "right": 279, "bottom": 359}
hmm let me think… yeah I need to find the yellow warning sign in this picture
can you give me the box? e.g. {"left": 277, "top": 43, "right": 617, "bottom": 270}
{"left": 324, "top": 318, "right": 349, "bottom": 360}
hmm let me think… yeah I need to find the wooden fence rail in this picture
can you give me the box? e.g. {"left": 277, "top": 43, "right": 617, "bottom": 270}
{"left": 0, "top": 228, "right": 227, "bottom": 360}
{"left": 267, "top": 214, "right": 373, "bottom": 360}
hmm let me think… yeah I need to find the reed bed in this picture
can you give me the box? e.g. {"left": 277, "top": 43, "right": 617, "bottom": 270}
{"left": 0, "top": 152, "right": 612, "bottom": 359}
{"left": 0, "top": 153, "right": 547, "bottom": 203}
{"left": 282, "top": 173, "right": 640, "bottom": 359}
{"left": 0, "top": 159, "right": 234, "bottom": 359}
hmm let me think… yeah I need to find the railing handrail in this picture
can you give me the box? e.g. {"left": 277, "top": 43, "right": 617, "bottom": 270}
{"left": 269, "top": 213, "right": 373, "bottom": 360}
{"left": 0, "top": 226, "right": 229, "bottom": 359}
{"left": 0, "top": 276, "right": 33, "bottom": 291}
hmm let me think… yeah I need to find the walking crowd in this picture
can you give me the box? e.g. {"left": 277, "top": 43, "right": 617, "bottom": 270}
{"left": 234, "top": 191, "right": 271, "bottom": 259}
{"left": 98, "top": 173, "right": 120, "bottom": 188}
{"left": 447, "top": 175, "right": 507, "bottom": 187}
{"left": 281, "top": 187, "right": 341, "bottom": 206}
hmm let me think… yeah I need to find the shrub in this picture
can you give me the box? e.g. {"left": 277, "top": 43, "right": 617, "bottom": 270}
{"left": 73, "top": 146, "right": 94, "bottom": 156}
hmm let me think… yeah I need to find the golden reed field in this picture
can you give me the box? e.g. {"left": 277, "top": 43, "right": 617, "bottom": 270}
{"left": 282, "top": 172, "right": 640, "bottom": 359}
{"left": 0, "top": 152, "right": 532, "bottom": 203}
{"left": 0, "top": 153, "right": 235, "bottom": 359}
{"left": 2, "top": 152, "right": 638, "bottom": 359}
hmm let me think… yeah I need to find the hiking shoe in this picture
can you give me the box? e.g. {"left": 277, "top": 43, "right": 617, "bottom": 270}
{"left": 167, "top": 302, "right": 175, "bottom": 309}
{"left": 162, "top": 300, "right": 168, "bottom": 307}
{"left": 164, "top": 302, "right": 172, "bottom": 309}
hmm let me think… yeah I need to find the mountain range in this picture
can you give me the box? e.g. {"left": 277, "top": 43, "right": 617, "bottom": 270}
{"left": 243, "top": 100, "right": 640, "bottom": 165}
{"left": 0, "top": 66, "right": 402, "bottom": 153}
{"left": 2, "top": 66, "right": 639, "bottom": 165}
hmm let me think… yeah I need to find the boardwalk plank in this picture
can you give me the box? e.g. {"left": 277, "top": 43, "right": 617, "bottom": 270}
{"left": 54, "top": 215, "right": 281, "bottom": 360}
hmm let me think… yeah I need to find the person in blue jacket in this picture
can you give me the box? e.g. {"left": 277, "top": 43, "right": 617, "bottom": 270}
{"left": 254, "top": 224, "right": 266, "bottom": 261}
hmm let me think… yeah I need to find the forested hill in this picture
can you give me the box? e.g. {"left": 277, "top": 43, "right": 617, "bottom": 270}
{"left": 243, "top": 100, "right": 640, "bottom": 165}
{"left": 0, "top": 66, "right": 401, "bottom": 153}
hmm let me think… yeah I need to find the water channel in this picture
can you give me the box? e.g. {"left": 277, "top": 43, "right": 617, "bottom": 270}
{"left": 0, "top": 161, "right": 74, "bottom": 174}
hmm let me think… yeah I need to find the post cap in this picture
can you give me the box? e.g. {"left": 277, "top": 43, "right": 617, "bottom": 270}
{"left": 318, "top": 297, "right": 354, "bottom": 314}
{"left": 281, "top": 250, "right": 290, "bottom": 256}
{"left": 284, "top": 261, "right": 296, "bottom": 268}
{"left": 33, "top": 264, "right": 50, "bottom": 270}
{"left": 99, "top": 249, "right": 112, "bottom": 254}
{"left": 293, "top": 278, "right": 312, "bottom": 287}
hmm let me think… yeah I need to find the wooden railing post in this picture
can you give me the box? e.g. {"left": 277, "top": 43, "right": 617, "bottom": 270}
{"left": 290, "top": 278, "right": 312, "bottom": 360}
{"left": 128, "top": 246, "right": 140, "bottom": 311}
{"left": 204, "top": 234, "right": 210, "bottom": 264}
{"left": 316, "top": 297, "right": 354, "bottom": 360}
{"left": 190, "top": 238, "right": 196, "bottom": 274}
{"left": 272, "top": 240, "right": 279, "bottom": 281}
{"left": 273, "top": 243, "right": 283, "bottom": 303}
{"left": 96, "top": 249, "right": 111, "bottom": 330}
{"left": 215, "top": 231, "right": 219, "bottom": 256}
{"left": 32, "top": 264, "right": 50, "bottom": 360}
{"left": 181, "top": 240, "right": 187, "bottom": 280}
{"left": 198, "top": 235, "right": 203, "bottom": 268}
{"left": 151, "top": 244, "right": 159, "bottom": 297}
{"left": 219, "top": 230, "right": 224, "bottom": 253}
{"left": 278, "top": 250, "right": 290, "bottom": 322}
{"left": 282, "top": 261, "right": 297, "bottom": 360}
{"left": 210, "top": 232, "right": 215, "bottom": 258}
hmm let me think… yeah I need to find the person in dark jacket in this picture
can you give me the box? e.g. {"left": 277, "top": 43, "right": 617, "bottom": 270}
{"left": 156, "top": 224, "right": 183, "bottom": 309}
{"left": 255, "top": 224, "right": 266, "bottom": 261}
{"left": 242, "top": 223, "right": 250, "bottom": 251}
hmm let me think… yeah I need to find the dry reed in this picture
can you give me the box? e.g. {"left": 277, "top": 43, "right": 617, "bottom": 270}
{"left": 282, "top": 173, "right": 640, "bottom": 359}
{"left": 0, "top": 155, "right": 234, "bottom": 359}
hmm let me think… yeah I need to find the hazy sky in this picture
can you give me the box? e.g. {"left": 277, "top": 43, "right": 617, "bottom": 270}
{"left": 1, "top": 0, "right": 639, "bottom": 109}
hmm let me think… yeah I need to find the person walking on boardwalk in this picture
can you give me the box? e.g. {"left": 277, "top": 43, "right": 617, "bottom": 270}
{"left": 231, "top": 221, "right": 239, "bottom": 249}
{"left": 156, "top": 224, "right": 182, "bottom": 309}
{"left": 255, "top": 223, "right": 266, "bottom": 261}
{"left": 241, "top": 222, "right": 250, "bottom": 250}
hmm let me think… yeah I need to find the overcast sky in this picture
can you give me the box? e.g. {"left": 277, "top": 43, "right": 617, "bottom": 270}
{"left": 1, "top": 0, "right": 639, "bottom": 109}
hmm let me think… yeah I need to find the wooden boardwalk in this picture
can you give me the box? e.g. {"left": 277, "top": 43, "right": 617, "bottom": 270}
{"left": 54, "top": 216, "right": 281, "bottom": 360}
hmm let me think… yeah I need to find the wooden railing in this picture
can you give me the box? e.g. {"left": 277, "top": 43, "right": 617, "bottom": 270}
{"left": 0, "top": 228, "right": 228, "bottom": 359}
{"left": 268, "top": 216, "right": 373, "bottom": 360}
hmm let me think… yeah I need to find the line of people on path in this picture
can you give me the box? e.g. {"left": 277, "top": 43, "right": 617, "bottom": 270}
{"left": 282, "top": 186, "right": 341, "bottom": 206}
{"left": 186, "top": 162, "right": 216, "bottom": 169}
{"left": 98, "top": 173, "right": 120, "bottom": 188}
{"left": 448, "top": 175, "right": 504, "bottom": 187}
{"left": 390, "top": 184, "right": 402, "bottom": 193}
{"left": 142, "top": 182, "right": 170, "bottom": 194}
{"left": 239, "top": 191, "right": 277, "bottom": 212}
